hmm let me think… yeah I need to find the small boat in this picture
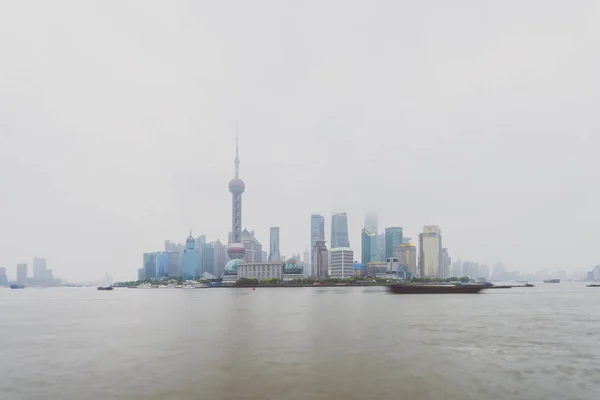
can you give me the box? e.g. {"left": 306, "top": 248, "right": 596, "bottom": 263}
{"left": 388, "top": 284, "right": 485, "bottom": 294}
{"left": 524, "top": 283, "right": 535, "bottom": 287}
{"left": 10, "top": 284, "right": 25, "bottom": 289}
{"left": 587, "top": 284, "right": 600, "bottom": 287}
{"left": 97, "top": 286, "right": 114, "bottom": 291}
{"left": 543, "top": 279, "right": 560, "bottom": 283}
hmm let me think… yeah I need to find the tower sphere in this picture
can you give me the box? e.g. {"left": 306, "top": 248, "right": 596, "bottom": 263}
{"left": 227, "top": 242, "right": 246, "bottom": 260}
{"left": 229, "top": 178, "right": 245, "bottom": 194}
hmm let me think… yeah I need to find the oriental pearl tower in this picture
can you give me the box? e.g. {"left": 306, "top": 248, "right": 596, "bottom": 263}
{"left": 227, "top": 135, "right": 246, "bottom": 260}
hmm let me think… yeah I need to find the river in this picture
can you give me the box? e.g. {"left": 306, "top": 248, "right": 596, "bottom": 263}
{"left": 1, "top": 284, "right": 599, "bottom": 399}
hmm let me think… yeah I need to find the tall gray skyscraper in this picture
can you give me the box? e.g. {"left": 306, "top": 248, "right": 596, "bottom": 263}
{"left": 16, "top": 263, "right": 28, "bottom": 286}
{"left": 312, "top": 240, "right": 329, "bottom": 279}
{"left": 212, "top": 240, "right": 227, "bottom": 277}
{"left": 310, "top": 214, "right": 325, "bottom": 266}
{"left": 227, "top": 135, "right": 246, "bottom": 260}
{"left": 385, "top": 227, "right": 403, "bottom": 259}
{"left": 331, "top": 212, "right": 350, "bottom": 248}
{"left": 268, "top": 227, "right": 281, "bottom": 262}
{"left": 419, "top": 225, "right": 442, "bottom": 277}
{"left": 242, "top": 229, "right": 263, "bottom": 263}
{"left": 33, "top": 257, "right": 46, "bottom": 279}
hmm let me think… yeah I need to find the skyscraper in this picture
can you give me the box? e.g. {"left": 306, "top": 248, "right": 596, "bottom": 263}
{"left": 312, "top": 240, "right": 329, "bottom": 279}
{"left": 385, "top": 227, "right": 403, "bottom": 259}
{"left": 212, "top": 240, "right": 227, "bottom": 278}
{"left": 361, "top": 228, "right": 377, "bottom": 265}
{"left": 419, "top": 225, "right": 442, "bottom": 277}
{"left": 440, "top": 248, "right": 451, "bottom": 278}
{"left": 241, "top": 229, "right": 263, "bottom": 263}
{"left": 330, "top": 247, "right": 354, "bottom": 279}
{"left": 200, "top": 242, "right": 214, "bottom": 275}
{"left": 143, "top": 252, "right": 158, "bottom": 279}
{"left": 16, "top": 263, "right": 28, "bottom": 286}
{"left": 227, "top": 136, "right": 246, "bottom": 260}
{"left": 310, "top": 214, "right": 325, "bottom": 266}
{"left": 268, "top": 227, "right": 281, "bottom": 262}
{"left": 395, "top": 243, "right": 417, "bottom": 277}
{"left": 331, "top": 212, "right": 350, "bottom": 248}
{"left": 0, "top": 267, "right": 7, "bottom": 286}
{"left": 365, "top": 213, "right": 378, "bottom": 234}
{"left": 182, "top": 232, "right": 199, "bottom": 279}
{"left": 33, "top": 257, "right": 47, "bottom": 280}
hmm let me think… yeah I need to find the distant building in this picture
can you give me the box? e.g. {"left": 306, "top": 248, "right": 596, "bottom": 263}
{"left": 282, "top": 258, "right": 305, "bottom": 281}
{"left": 365, "top": 213, "right": 378, "bottom": 234}
{"left": 395, "top": 243, "right": 417, "bottom": 277}
{"left": 310, "top": 214, "right": 325, "bottom": 266}
{"left": 138, "top": 268, "right": 145, "bottom": 281}
{"left": 181, "top": 233, "right": 199, "bottom": 279}
{"left": 268, "top": 227, "right": 281, "bottom": 262}
{"left": 33, "top": 257, "right": 47, "bottom": 280}
{"left": 377, "top": 233, "right": 385, "bottom": 262}
{"left": 167, "top": 251, "right": 180, "bottom": 277}
{"left": 143, "top": 252, "right": 159, "bottom": 279}
{"left": 419, "top": 225, "right": 442, "bottom": 277}
{"left": 479, "top": 265, "right": 490, "bottom": 281}
{"left": 237, "top": 262, "right": 283, "bottom": 281}
{"left": 462, "top": 261, "right": 480, "bottom": 280}
{"left": 156, "top": 252, "right": 170, "bottom": 277}
{"left": 199, "top": 243, "right": 214, "bottom": 275}
{"left": 312, "top": 240, "right": 329, "bottom": 279}
{"left": 331, "top": 213, "right": 350, "bottom": 248}
{"left": 385, "top": 227, "right": 403, "bottom": 259}
{"left": 366, "top": 262, "right": 387, "bottom": 277}
{"left": 361, "top": 228, "right": 378, "bottom": 265}
{"left": 353, "top": 263, "right": 366, "bottom": 277}
{"left": 16, "top": 263, "right": 28, "bottom": 286}
{"left": 491, "top": 263, "right": 506, "bottom": 281}
{"left": 227, "top": 136, "right": 247, "bottom": 261}
{"left": 330, "top": 247, "right": 354, "bottom": 279}
{"left": 212, "top": 240, "right": 227, "bottom": 278}
{"left": 241, "top": 229, "right": 263, "bottom": 263}
{"left": 450, "top": 261, "right": 463, "bottom": 277}
{"left": 402, "top": 237, "right": 412, "bottom": 244}
{"left": 440, "top": 248, "right": 451, "bottom": 278}
{"left": 592, "top": 265, "right": 600, "bottom": 281}
{"left": 0, "top": 267, "right": 7, "bottom": 286}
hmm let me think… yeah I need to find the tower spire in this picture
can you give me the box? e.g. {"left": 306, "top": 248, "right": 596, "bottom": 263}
{"left": 235, "top": 123, "right": 240, "bottom": 179}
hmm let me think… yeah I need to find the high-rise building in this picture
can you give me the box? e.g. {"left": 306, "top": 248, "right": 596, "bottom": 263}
{"left": 16, "top": 263, "right": 28, "bottom": 286}
{"left": 419, "top": 225, "right": 442, "bottom": 277}
{"left": 227, "top": 136, "right": 247, "bottom": 260}
{"left": 156, "top": 252, "right": 170, "bottom": 277}
{"left": 302, "top": 250, "right": 312, "bottom": 277}
{"left": 402, "top": 237, "right": 412, "bottom": 244}
{"left": 312, "top": 240, "right": 329, "bottom": 279}
{"left": 462, "top": 261, "right": 480, "bottom": 280}
{"left": 395, "top": 243, "right": 417, "bottom": 277}
{"left": 241, "top": 229, "right": 263, "bottom": 263}
{"left": 212, "top": 240, "right": 227, "bottom": 278}
{"left": 268, "top": 227, "right": 281, "bottom": 262}
{"left": 450, "top": 260, "right": 463, "bottom": 277}
{"left": 365, "top": 213, "right": 378, "bottom": 234}
{"left": 167, "top": 252, "right": 180, "bottom": 277}
{"left": 440, "top": 248, "right": 451, "bottom": 278}
{"left": 491, "top": 263, "right": 506, "bottom": 281}
{"left": 33, "top": 257, "right": 47, "bottom": 279}
{"left": 385, "top": 227, "right": 403, "bottom": 259}
{"left": 0, "top": 267, "right": 7, "bottom": 286}
{"left": 310, "top": 214, "right": 325, "bottom": 264}
{"left": 479, "top": 264, "right": 490, "bottom": 281}
{"left": 200, "top": 243, "right": 214, "bottom": 275}
{"left": 182, "top": 232, "right": 199, "bottom": 279}
{"left": 331, "top": 213, "right": 350, "bottom": 248}
{"left": 143, "top": 252, "right": 158, "bottom": 279}
{"left": 377, "top": 233, "right": 385, "bottom": 261}
{"left": 361, "top": 228, "right": 378, "bottom": 265}
{"left": 330, "top": 247, "right": 354, "bottom": 279}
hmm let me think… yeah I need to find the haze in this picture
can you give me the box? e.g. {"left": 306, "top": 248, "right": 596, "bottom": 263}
{"left": 1, "top": 0, "right": 599, "bottom": 282}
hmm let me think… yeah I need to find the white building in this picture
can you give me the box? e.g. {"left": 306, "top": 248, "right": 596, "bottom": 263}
{"left": 330, "top": 247, "right": 354, "bottom": 279}
{"left": 237, "top": 262, "right": 282, "bottom": 281}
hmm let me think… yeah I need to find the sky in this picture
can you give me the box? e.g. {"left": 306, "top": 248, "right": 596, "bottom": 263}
{"left": 1, "top": 0, "right": 599, "bottom": 281}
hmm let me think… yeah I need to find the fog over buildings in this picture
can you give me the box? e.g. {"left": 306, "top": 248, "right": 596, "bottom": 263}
{"left": 1, "top": 1, "right": 600, "bottom": 281}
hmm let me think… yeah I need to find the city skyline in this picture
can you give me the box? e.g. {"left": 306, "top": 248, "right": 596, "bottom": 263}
{"left": 2, "top": 1, "right": 599, "bottom": 282}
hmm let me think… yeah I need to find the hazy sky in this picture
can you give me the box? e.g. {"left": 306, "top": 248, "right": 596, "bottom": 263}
{"left": 1, "top": 0, "right": 599, "bottom": 281}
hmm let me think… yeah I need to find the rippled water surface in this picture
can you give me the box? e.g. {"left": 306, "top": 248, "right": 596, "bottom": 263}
{"left": 1, "top": 284, "right": 599, "bottom": 400}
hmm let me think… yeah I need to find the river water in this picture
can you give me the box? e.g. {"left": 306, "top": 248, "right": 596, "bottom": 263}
{"left": 1, "top": 284, "right": 599, "bottom": 400}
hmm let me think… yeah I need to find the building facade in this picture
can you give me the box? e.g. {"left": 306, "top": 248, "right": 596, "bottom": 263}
{"left": 385, "top": 227, "right": 403, "bottom": 259}
{"left": 366, "top": 262, "right": 387, "bottom": 277}
{"left": 200, "top": 243, "right": 214, "bottom": 275}
{"left": 237, "top": 262, "right": 283, "bottom": 281}
{"left": 143, "top": 252, "right": 159, "bottom": 279}
{"left": 330, "top": 247, "right": 354, "bottom": 279}
{"left": 212, "top": 240, "right": 227, "bottom": 278}
{"left": 331, "top": 212, "right": 350, "bottom": 248}
{"left": 395, "top": 243, "right": 418, "bottom": 277}
{"left": 361, "top": 228, "right": 378, "bottom": 265}
{"left": 312, "top": 240, "right": 329, "bottom": 279}
{"left": 365, "top": 213, "right": 378, "bottom": 234}
{"left": 419, "top": 225, "right": 442, "bottom": 277}
{"left": 241, "top": 229, "right": 263, "bottom": 263}
{"left": 156, "top": 252, "right": 170, "bottom": 277}
{"left": 268, "top": 227, "right": 281, "bottom": 262}
{"left": 181, "top": 233, "right": 199, "bottom": 279}
{"left": 440, "top": 248, "right": 451, "bottom": 278}
{"left": 16, "top": 263, "right": 28, "bottom": 286}
{"left": 310, "top": 214, "right": 325, "bottom": 265}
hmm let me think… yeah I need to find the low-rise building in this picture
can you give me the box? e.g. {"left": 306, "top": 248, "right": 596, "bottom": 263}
{"left": 238, "top": 262, "right": 283, "bottom": 281}
{"left": 366, "top": 262, "right": 387, "bottom": 277}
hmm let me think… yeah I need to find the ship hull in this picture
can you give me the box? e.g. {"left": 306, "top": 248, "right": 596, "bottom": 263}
{"left": 388, "top": 284, "right": 484, "bottom": 294}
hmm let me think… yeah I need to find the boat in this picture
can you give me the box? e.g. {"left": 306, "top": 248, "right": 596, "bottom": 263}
{"left": 524, "top": 283, "right": 535, "bottom": 287}
{"left": 10, "top": 284, "right": 25, "bottom": 289}
{"left": 388, "top": 284, "right": 485, "bottom": 294}
{"left": 587, "top": 284, "right": 600, "bottom": 287}
{"left": 97, "top": 286, "right": 114, "bottom": 291}
{"left": 543, "top": 279, "right": 560, "bottom": 283}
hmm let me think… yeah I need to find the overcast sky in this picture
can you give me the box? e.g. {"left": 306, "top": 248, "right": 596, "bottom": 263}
{"left": 1, "top": 0, "right": 599, "bottom": 281}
